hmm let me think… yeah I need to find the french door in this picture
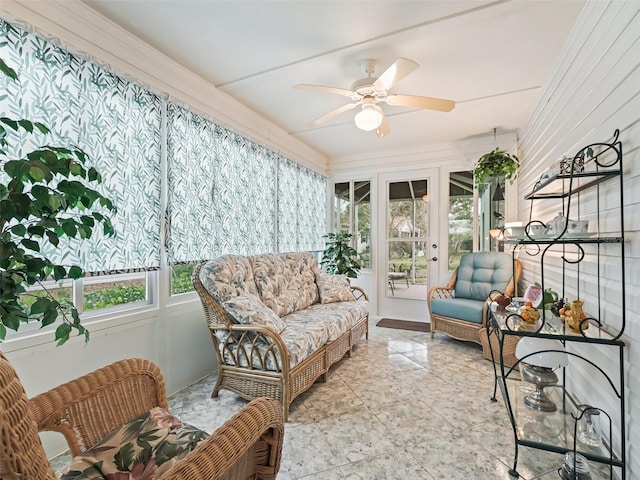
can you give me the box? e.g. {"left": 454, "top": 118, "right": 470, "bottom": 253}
{"left": 377, "top": 169, "right": 439, "bottom": 321}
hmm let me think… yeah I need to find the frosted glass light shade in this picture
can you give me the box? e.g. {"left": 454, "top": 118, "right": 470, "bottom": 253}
{"left": 354, "top": 105, "right": 383, "bottom": 131}
{"left": 516, "top": 337, "right": 568, "bottom": 369}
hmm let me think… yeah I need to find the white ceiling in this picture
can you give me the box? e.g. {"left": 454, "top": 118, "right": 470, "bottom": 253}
{"left": 84, "top": 0, "right": 584, "bottom": 160}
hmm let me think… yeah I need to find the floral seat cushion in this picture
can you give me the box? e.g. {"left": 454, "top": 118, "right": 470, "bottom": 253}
{"left": 283, "top": 300, "right": 368, "bottom": 343}
{"left": 60, "top": 407, "right": 208, "bottom": 480}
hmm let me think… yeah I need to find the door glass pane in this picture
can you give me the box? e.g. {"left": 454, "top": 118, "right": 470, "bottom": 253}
{"left": 448, "top": 171, "right": 474, "bottom": 270}
{"left": 387, "top": 180, "right": 429, "bottom": 300}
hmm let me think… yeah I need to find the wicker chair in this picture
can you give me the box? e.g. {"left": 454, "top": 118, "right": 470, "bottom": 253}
{"left": 428, "top": 252, "right": 522, "bottom": 350}
{"left": 0, "top": 353, "right": 284, "bottom": 480}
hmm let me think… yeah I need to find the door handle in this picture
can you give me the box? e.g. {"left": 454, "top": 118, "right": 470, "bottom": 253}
{"left": 430, "top": 257, "right": 438, "bottom": 261}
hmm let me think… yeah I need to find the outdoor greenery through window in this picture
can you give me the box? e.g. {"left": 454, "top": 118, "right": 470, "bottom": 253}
{"left": 82, "top": 274, "right": 147, "bottom": 312}
{"left": 18, "top": 281, "right": 73, "bottom": 310}
{"left": 333, "top": 181, "right": 371, "bottom": 269}
{"left": 16, "top": 273, "right": 150, "bottom": 333}
{"left": 171, "top": 264, "right": 196, "bottom": 295}
{"left": 448, "top": 171, "right": 474, "bottom": 270}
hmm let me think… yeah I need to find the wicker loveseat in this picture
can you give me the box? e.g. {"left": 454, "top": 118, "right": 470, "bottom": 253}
{"left": 193, "top": 252, "right": 369, "bottom": 421}
{"left": 428, "top": 251, "right": 522, "bottom": 349}
{"left": 0, "top": 354, "right": 284, "bottom": 480}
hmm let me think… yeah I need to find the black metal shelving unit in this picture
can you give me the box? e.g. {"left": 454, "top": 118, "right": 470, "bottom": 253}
{"left": 487, "top": 130, "right": 626, "bottom": 479}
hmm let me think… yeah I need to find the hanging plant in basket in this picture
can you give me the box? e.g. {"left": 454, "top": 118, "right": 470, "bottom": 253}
{"left": 473, "top": 148, "right": 519, "bottom": 193}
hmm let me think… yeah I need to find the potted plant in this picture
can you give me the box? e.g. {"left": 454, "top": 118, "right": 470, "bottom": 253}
{"left": 320, "top": 232, "right": 361, "bottom": 278}
{"left": 473, "top": 148, "right": 520, "bottom": 193}
{"left": 0, "top": 58, "right": 116, "bottom": 345}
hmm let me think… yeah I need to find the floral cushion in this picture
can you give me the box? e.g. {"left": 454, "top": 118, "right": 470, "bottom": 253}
{"left": 316, "top": 272, "right": 355, "bottom": 304}
{"left": 223, "top": 293, "right": 287, "bottom": 333}
{"left": 60, "top": 407, "right": 208, "bottom": 480}
{"left": 250, "top": 252, "right": 319, "bottom": 316}
{"left": 199, "top": 254, "right": 258, "bottom": 304}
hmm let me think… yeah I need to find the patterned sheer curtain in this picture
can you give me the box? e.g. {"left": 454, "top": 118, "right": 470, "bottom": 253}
{"left": 298, "top": 167, "right": 327, "bottom": 252}
{"left": 213, "top": 128, "right": 277, "bottom": 256}
{"left": 165, "top": 104, "right": 218, "bottom": 263}
{"left": 167, "top": 106, "right": 279, "bottom": 263}
{"left": 1, "top": 18, "right": 326, "bottom": 270}
{"left": 167, "top": 109, "right": 326, "bottom": 262}
{"left": 278, "top": 158, "right": 327, "bottom": 253}
{"left": 0, "top": 20, "right": 162, "bottom": 273}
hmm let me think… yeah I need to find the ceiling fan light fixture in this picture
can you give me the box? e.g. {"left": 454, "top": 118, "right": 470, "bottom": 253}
{"left": 354, "top": 104, "right": 383, "bottom": 131}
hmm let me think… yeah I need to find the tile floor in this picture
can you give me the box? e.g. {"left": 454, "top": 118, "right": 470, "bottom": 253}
{"left": 51, "top": 318, "right": 612, "bottom": 479}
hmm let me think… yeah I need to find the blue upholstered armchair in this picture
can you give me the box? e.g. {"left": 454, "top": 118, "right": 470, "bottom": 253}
{"left": 428, "top": 252, "right": 522, "bottom": 344}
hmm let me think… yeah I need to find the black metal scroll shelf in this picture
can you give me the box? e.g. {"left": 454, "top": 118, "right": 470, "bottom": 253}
{"left": 486, "top": 129, "right": 626, "bottom": 479}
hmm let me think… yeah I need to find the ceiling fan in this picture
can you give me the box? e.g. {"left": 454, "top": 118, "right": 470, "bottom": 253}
{"left": 295, "top": 58, "right": 455, "bottom": 137}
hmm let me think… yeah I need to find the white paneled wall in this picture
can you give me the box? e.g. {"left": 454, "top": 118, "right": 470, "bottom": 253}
{"left": 517, "top": 2, "right": 639, "bottom": 477}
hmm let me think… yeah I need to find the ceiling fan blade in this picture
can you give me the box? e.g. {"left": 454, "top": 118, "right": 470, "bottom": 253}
{"left": 294, "top": 83, "right": 355, "bottom": 97}
{"left": 386, "top": 94, "right": 455, "bottom": 112}
{"left": 310, "top": 103, "right": 357, "bottom": 126}
{"left": 373, "top": 58, "right": 419, "bottom": 91}
{"left": 376, "top": 112, "right": 390, "bottom": 138}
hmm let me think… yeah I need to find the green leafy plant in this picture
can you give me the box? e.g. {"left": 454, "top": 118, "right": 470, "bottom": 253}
{"left": 473, "top": 148, "right": 519, "bottom": 193}
{"left": 0, "top": 58, "right": 116, "bottom": 345}
{"left": 320, "top": 232, "right": 361, "bottom": 278}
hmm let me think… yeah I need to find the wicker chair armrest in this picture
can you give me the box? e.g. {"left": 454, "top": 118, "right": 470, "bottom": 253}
{"left": 162, "top": 397, "right": 284, "bottom": 480}
{"left": 29, "top": 358, "right": 167, "bottom": 457}
{"left": 350, "top": 285, "right": 369, "bottom": 301}
{"left": 427, "top": 286, "right": 455, "bottom": 302}
{"left": 212, "top": 324, "right": 291, "bottom": 374}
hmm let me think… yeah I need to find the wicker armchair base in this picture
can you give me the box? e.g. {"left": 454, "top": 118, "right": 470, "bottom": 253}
{"left": 478, "top": 328, "right": 520, "bottom": 368}
{"left": 430, "top": 313, "right": 484, "bottom": 344}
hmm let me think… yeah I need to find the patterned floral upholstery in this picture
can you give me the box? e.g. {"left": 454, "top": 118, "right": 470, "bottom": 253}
{"left": 250, "top": 252, "right": 319, "bottom": 316}
{"left": 194, "top": 253, "right": 369, "bottom": 421}
{"left": 60, "top": 407, "right": 208, "bottom": 480}
{"left": 223, "top": 293, "right": 287, "bottom": 333}
{"left": 199, "top": 254, "right": 258, "bottom": 303}
{"left": 283, "top": 301, "right": 369, "bottom": 343}
{"left": 201, "top": 252, "right": 369, "bottom": 371}
{"left": 315, "top": 272, "right": 356, "bottom": 304}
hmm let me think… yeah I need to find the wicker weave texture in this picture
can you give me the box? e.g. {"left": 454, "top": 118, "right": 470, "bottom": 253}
{"left": 478, "top": 328, "right": 520, "bottom": 368}
{"left": 31, "top": 357, "right": 166, "bottom": 456}
{"left": 1, "top": 354, "right": 284, "bottom": 480}
{"left": 326, "top": 331, "right": 351, "bottom": 367}
{"left": 1, "top": 352, "right": 57, "bottom": 480}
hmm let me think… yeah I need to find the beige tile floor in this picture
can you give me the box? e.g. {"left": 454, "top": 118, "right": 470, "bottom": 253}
{"left": 51, "top": 318, "right": 613, "bottom": 479}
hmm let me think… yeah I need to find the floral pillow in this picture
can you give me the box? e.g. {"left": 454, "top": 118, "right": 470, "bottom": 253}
{"left": 60, "top": 407, "right": 208, "bottom": 480}
{"left": 316, "top": 272, "right": 355, "bottom": 304}
{"left": 223, "top": 293, "right": 287, "bottom": 333}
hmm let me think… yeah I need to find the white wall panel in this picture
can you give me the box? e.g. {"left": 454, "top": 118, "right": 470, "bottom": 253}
{"left": 518, "top": 2, "right": 639, "bottom": 477}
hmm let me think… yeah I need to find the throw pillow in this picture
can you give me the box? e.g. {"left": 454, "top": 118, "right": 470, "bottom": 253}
{"left": 223, "top": 293, "right": 287, "bottom": 333}
{"left": 60, "top": 407, "right": 208, "bottom": 480}
{"left": 316, "top": 272, "right": 355, "bottom": 304}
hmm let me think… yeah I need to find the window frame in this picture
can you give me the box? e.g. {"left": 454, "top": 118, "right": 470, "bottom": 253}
{"left": 331, "top": 178, "right": 373, "bottom": 271}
